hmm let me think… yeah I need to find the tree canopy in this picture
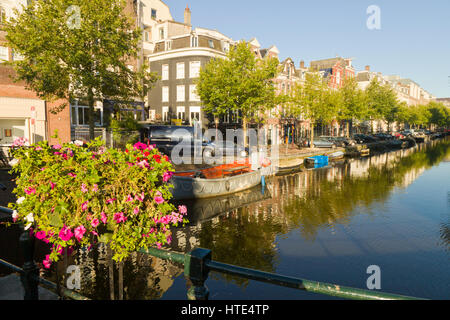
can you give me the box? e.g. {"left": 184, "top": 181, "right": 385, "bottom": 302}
{"left": 5, "top": 0, "right": 157, "bottom": 139}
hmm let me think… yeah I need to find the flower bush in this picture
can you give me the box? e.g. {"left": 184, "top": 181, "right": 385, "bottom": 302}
{"left": 8, "top": 137, "right": 187, "bottom": 267}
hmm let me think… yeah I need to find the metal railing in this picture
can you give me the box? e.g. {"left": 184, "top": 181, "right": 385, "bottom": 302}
{"left": 1, "top": 206, "right": 425, "bottom": 300}
{"left": 139, "top": 247, "right": 425, "bottom": 300}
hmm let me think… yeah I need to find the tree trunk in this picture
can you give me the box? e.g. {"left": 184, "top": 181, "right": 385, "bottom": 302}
{"left": 243, "top": 116, "right": 248, "bottom": 148}
{"left": 346, "top": 121, "right": 350, "bottom": 138}
{"left": 310, "top": 122, "right": 315, "bottom": 149}
{"left": 88, "top": 88, "right": 95, "bottom": 141}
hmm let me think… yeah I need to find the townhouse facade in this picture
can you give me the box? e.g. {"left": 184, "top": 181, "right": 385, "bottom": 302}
{"left": 310, "top": 57, "right": 355, "bottom": 90}
{"left": 147, "top": 5, "right": 234, "bottom": 128}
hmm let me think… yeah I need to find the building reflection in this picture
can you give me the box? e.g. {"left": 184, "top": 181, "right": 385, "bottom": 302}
{"left": 47, "top": 139, "right": 449, "bottom": 299}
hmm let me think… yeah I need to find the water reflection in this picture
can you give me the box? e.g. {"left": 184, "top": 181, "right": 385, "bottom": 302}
{"left": 41, "top": 138, "right": 450, "bottom": 299}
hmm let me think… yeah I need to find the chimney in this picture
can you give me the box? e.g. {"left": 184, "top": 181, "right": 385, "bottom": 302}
{"left": 300, "top": 60, "right": 305, "bottom": 69}
{"left": 184, "top": 5, "right": 191, "bottom": 26}
{"left": 365, "top": 65, "right": 370, "bottom": 72}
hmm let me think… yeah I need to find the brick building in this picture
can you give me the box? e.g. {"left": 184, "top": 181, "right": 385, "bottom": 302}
{"left": 0, "top": 1, "right": 70, "bottom": 149}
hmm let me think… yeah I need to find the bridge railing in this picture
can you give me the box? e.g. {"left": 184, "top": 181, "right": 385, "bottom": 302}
{"left": 1, "top": 206, "right": 425, "bottom": 300}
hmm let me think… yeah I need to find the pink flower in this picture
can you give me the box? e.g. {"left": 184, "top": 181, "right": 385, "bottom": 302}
{"left": 35, "top": 230, "right": 46, "bottom": 240}
{"left": 154, "top": 196, "right": 164, "bottom": 205}
{"left": 113, "top": 212, "right": 127, "bottom": 224}
{"left": 25, "top": 187, "right": 36, "bottom": 195}
{"left": 166, "top": 235, "right": 172, "bottom": 245}
{"left": 52, "top": 144, "right": 62, "bottom": 150}
{"left": 126, "top": 194, "right": 134, "bottom": 202}
{"left": 156, "top": 242, "right": 162, "bottom": 249}
{"left": 43, "top": 255, "right": 51, "bottom": 269}
{"left": 91, "top": 218, "right": 100, "bottom": 228}
{"left": 35, "top": 146, "right": 43, "bottom": 151}
{"left": 92, "top": 184, "right": 99, "bottom": 192}
{"left": 133, "top": 207, "right": 139, "bottom": 215}
{"left": 50, "top": 182, "right": 56, "bottom": 190}
{"left": 91, "top": 230, "right": 98, "bottom": 237}
{"left": 133, "top": 142, "right": 148, "bottom": 151}
{"left": 59, "top": 226, "right": 73, "bottom": 242}
{"left": 74, "top": 225, "right": 86, "bottom": 242}
{"left": 101, "top": 212, "right": 108, "bottom": 224}
{"left": 137, "top": 160, "right": 150, "bottom": 168}
{"left": 163, "top": 171, "right": 174, "bottom": 182}
{"left": 178, "top": 205, "right": 187, "bottom": 215}
{"left": 106, "top": 198, "right": 116, "bottom": 204}
{"left": 81, "top": 201, "right": 89, "bottom": 211}
{"left": 68, "top": 173, "right": 76, "bottom": 178}
{"left": 135, "top": 192, "right": 145, "bottom": 202}
{"left": 81, "top": 184, "right": 88, "bottom": 193}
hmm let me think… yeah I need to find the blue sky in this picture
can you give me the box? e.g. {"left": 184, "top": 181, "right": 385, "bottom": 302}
{"left": 163, "top": 0, "right": 450, "bottom": 98}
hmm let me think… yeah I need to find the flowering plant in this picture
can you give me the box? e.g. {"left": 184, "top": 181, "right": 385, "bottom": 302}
{"left": 8, "top": 137, "right": 187, "bottom": 267}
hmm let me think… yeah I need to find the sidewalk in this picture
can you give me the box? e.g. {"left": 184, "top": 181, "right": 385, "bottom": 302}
{"left": 0, "top": 274, "right": 58, "bottom": 300}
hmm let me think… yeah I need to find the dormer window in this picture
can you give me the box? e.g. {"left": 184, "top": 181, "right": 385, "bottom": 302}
{"left": 151, "top": 9, "right": 157, "bottom": 20}
{"left": 191, "top": 35, "right": 198, "bottom": 47}
{"left": 208, "top": 40, "right": 214, "bottom": 49}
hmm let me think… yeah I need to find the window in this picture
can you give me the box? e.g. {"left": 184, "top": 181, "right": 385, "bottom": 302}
{"left": 162, "top": 107, "right": 169, "bottom": 122}
{"left": 159, "top": 28, "right": 165, "bottom": 40}
{"left": 208, "top": 40, "right": 214, "bottom": 49}
{"left": 151, "top": 9, "right": 157, "bottom": 19}
{"left": 165, "top": 40, "right": 172, "bottom": 51}
{"left": 13, "top": 50, "right": 24, "bottom": 61}
{"left": 0, "top": 46, "right": 8, "bottom": 62}
{"left": 176, "top": 62, "right": 185, "bottom": 79}
{"left": 191, "top": 35, "right": 198, "bottom": 47}
{"left": 0, "top": 7, "right": 6, "bottom": 25}
{"left": 189, "top": 85, "right": 200, "bottom": 101}
{"left": 177, "top": 85, "right": 185, "bottom": 102}
{"left": 222, "top": 41, "right": 230, "bottom": 52}
{"left": 144, "top": 31, "right": 149, "bottom": 42}
{"left": 161, "top": 64, "right": 169, "bottom": 81}
{"left": 71, "top": 103, "right": 103, "bottom": 126}
{"left": 189, "top": 106, "right": 201, "bottom": 125}
{"left": 190, "top": 61, "right": 201, "bottom": 78}
{"left": 177, "top": 107, "right": 186, "bottom": 120}
{"left": 162, "top": 86, "right": 169, "bottom": 102}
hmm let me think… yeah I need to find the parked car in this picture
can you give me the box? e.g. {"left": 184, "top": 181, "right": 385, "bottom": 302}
{"left": 373, "top": 133, "right": 395, "bottom": 140}
{"left": 139, "top": 125, "right": 248, "bottom": 160}
{"left": 202, "top": 140, "right": 249, "bottom": 159}
{"left": 312, "top": 138, "right": 336, "bottom": 148}
{"left": 353, "top": 134, "right": 378, "bottom": 144}
{"left": 320, "top": 136, "right": 356, "bottom": 147}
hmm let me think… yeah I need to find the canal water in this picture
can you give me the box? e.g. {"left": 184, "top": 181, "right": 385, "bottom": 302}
{"left": 1, "top": 138, "right": 449, "bottom": 299}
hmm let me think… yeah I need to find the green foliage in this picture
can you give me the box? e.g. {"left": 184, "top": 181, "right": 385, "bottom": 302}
{"left": 197, "top": 41, "right": 279, "bottom": 122}
{"left": 365, "top": 78, "right": 399, "bottom": 123}
{"left": 4, "top": 0, "right": 157, "bottom": 137}
{"left": 8, "top": 138, "right": 188, "bottom": 264}
{"left": 110, "top": 113, "right": 142, "bottom": 147}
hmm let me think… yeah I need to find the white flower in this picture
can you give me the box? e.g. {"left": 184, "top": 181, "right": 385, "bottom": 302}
{"left": 12, "top": 210, "right": 19, "bottom": 220}
{"left": 74, "top": 140, "right": 84, "bottom": 147}
{"left": 25, "top": 212, "right": 34, "bottom": 223}
{"left": 16, "top": 197, "right": 26, "bottom": 204}
{"left": 24, "top": 223, "right": 32, "bottom": 231}
{"left": 8, "top": 158, "right": 19, "bottom": 166}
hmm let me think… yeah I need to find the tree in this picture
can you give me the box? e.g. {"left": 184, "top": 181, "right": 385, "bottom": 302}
{"left": 197, "top": 41, "right": 279, "bottom": 146}
{"left": 427, "top": 101, "right": 449, "bottom": 128}
{"left": 366, "top": 78, "right": 399, "bottom": 133}
{"left": 5, "top": 0, "right": 157, "bottom": 140}
{"left": 291, "top": 72, "right": 339, "bottom": 148}
{"left": 337, "top": 77, "right": 367, "bottom": 137}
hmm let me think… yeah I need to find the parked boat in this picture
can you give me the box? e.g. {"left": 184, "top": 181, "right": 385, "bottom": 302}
{"left": 328, "top": 151, "right": 345, "bottom": 161}
{"left": 304, "top": 155, "right": 329, "bottom": 165}
{"left": 170, "top": 161, "right": 267, "bottom": 200}
{"left": 274, "top": 164, "right": 302, "bottom": 176}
